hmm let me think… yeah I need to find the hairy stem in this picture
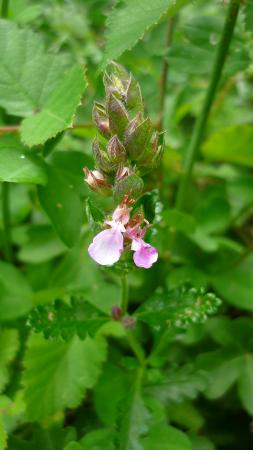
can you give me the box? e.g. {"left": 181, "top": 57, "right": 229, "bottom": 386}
{"left": 1, "top": 0, "right": 9, "bottom": 17}
{"left": 176, "top": 0, "right": 241, "bottom": 210}
{"left": 157, "top": 17, "right": 175, "bottom": 131}
{"left": 121, "top": 274, "right": 129, "bottom": 315}
{"left": 2, "top": 182, "right": 13, "bottom": 262}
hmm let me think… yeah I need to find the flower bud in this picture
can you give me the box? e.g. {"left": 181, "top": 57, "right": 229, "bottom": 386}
{"left": 92, "top": 137, "right": 112, "bottom": 174}
{"left": 107, "top": 135, "right": 126, "bottom": 164}
{"left": 126, "top": 74, "right": 144, "bottom": 115}
{"left": 92, "top": 102, "right": 111, "bottom": 138}
{"left": 114, "top": 173, "right": 144, "bottom": 202}
{"left": 116, "top": 166, "right": 131, "bottom": 181}
{"left": 83, "top": 168, "right": 111, "bottom": 195}
{"left": 124, "top": 115, "right": 152, "bottom": 161}
{"left": 106, "top": 92, "right": 129, "bottom": 139}
{"left": 139, "top": 132, "right": 165, "bottom": 171}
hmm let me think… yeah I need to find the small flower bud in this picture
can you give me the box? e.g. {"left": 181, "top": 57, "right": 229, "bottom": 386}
{"left": 107, "top": 135, "right": 126, "bottom": 164}
{"left": 116, "top": 166, "right": 131, "bottom": 181}
{"left": 92, "top": 102, "right": 111, "bottom": 138}
{"left": 138, "top": 132, "right": 165, "bottom": 171}
{"left": 106, "top": 92, "right": 129, "bottom": 139}
{"left": 114, "top": 173, "right": 144, "bottom": 202}
{"left": 92, "top": 137, "right": 112, "bottom": 174}
{"left": 112, "top": 305, "right": 122, "bottom": 321}
{"left": 83, "top": 168, "right": 111, "bottom": 195}
{"left": 126, "top": 74, "right": 144, "bottom": 114}
{"left": 124, "top": 116, "right": 152, "bottom": 161}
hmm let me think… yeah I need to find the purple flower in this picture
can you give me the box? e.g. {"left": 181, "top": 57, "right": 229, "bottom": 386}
{"left": 88, "top": 223, "right": 124, "bottom": 266}
{"left": 131, "top": 239, "right": 158, "bottom": 269}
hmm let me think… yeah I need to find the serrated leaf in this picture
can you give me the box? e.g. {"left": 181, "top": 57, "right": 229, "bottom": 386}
{"left": 38, "top": 165, "right": 83, "bottom": 248}
{"left": 136, "top": 285, "right": 221, "bottom": 331}
{"left": 0, "top": 19, "right": 68, "bottom": 116}
{"left": 21, "top": 65, "right": 87, "bottom": 146}
{"left": 0, "top": 135, "right": 47, "bottom": 184}
{"left": 0, "top": 261, "right": 32, "bottom": 320}
{"left": 202, "top": 125, "right": 253, "bottom": 167}
{"left": 0, "top": 330, "right": 19, "bottom": 393}
{"left": 23, "top": 333, "right": 107, "bottom": 421}
{"left": 102, "top": 0, "right": 191, "bottom": 69}
{"left": 28, "top": 298, "right": 109, "bottom": 341}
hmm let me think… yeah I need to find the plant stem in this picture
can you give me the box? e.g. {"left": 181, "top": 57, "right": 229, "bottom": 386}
{"left": 2, "top": 182, "right": 13, "bottom": 262}
{"left": 127, "top": 331, "right": 146, "bottom": 366}
{"left": 176, "top": 0, "right": 241, "bottom": 210}
{"left": 121, "top": 274, "right": 129, "bottom": 315}
{"left": 1, "top": 0, "right": 9, "bottom": 17}
{"left": 157, "top": 17, "right": 175, "bottom": 131}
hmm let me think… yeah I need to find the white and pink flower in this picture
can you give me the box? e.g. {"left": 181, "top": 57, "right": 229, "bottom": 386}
{"left": 88, "top": 201, "right": 158, "bottom": 269}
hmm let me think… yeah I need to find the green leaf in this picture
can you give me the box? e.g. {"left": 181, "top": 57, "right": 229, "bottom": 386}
{"left": 238, "top": 354, "right": 253, "bottom": 415}
{"left": 21, "top": 65, "right": 87, "bottom": 146}
{"left": 136, "top": 285, "right": 221, "bottom": 331}
{"left": 28, "top": 298, "right": 109, "bottom": 341}
{"left": 0, "top": 261, "right": 32, "bottom": 320}
{"left": 0, "top": 19, "right": 68, "bottom": 116}
{"left": 80, "top": 429, "right": 115, "bottom": 450}
{"left": 38, "top": 165, "right": 83, "bottom": 247}
{"left": 202, "top": 125, "right": 253, "bottom": 167}
{"left": 0, "top": 330, "right": 19, "bottom": 393}
{"left": 0, "top": 417, "right": 7, "bottom": 450}
{"left": 102, "top": 0, "right": 191, "bottom": 68}
{"left": 191, "top": 436, "right": 215, "bottom": 450}
{"left": 146, "top": 365, "right": 207, "bottom": 403}
{"left": 64, "top": 443, "right": 83, "bottom": 450}
{"left": 210, "top": 254, "right": 253, "bottom": 311}
{"left": 0, "top": 135, "right": 47, "bottom": 184}
{"left": 118, "top": 368, "right": 150, "bottom": 450}
{"left": 141, "top": 425, "right": 192, "bottom": 450}
{"left": 244, "top": 1, "right": 253, "bottom": 33}
{"left": 23, "top": 333, "right": 107, "bottom": 421}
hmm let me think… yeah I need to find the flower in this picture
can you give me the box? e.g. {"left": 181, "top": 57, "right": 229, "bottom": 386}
{"left": 131, "top": 239, "right": 158, "bottom": 269}
{"left": 88, "top": 222, "right": 124, "bottom": 266}
{"left": 83, "top": 168, "right": 111, "bottom": 195}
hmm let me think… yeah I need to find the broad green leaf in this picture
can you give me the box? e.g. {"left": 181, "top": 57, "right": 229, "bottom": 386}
{"left": 202, "top": 125, "right": 253, "bottom": 167}
{"left": 18, "top": 225, "right": 67, "bottom": 264}
{"left": 23, "top": 333, "right": 107, "bottom": 421}
{"left": 80, "top": 429, "right": 115, "bottom": 450}
{"left": 0, "top": 417, "right": 7, "bottom": 450}
{"left": 191, "top": 436, "right": 215, "bottom": 450}
{"left": 28, "top": 298, "right": 109, "bottom": 341}
{"left": 0, "top": 261, "right": 32, "bottom": 320}
{"left": 0, "top": 135, "right": 47, "bottom": 184}
{"left": 118, "top": 369, "right": 150, "bottom": 450}
{"left": 21, "top": 65, "right": 87, "bottom": 146}
{"left": 0, "top": 330, "right": 19, "bottom": 392}
{"left": 0, "top": 19, "right": 68, "bottom": 116}
{"left": 244, "top": 1, "right": 253, "bottom": 33}
{"left": 64, "top": 444, "right": 83, "bottom": 450}
{"left": 141, "top": 425, "right": 191, "bottom": 450}
{"left": 238, "top": 354, "right": 253, "bottom": 415}
{"left": 146, "top": 365, "right": 207, "bottom": 403}
{"left": 38, "top": 166, "right": 83, "bottom": 248}
{"left": 102, "top": 0, "right": 191, "bottom": 69}
{"left": 196, "top": 349, "right": 243, "bottom": 399}
{"left": 210, "top": 254, "right": 253, "bottom": 311}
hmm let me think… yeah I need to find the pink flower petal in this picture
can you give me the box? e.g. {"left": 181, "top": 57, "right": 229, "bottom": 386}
{"left": 132, "top": 239, "right": 158, "bottom": 269}
{"left": 88, "top": 227, "right": 123, "bottom": 266}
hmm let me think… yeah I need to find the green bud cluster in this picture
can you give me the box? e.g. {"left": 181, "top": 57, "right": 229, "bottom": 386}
{"left": 86, "top": 62, "right": 164, "bottom": 200}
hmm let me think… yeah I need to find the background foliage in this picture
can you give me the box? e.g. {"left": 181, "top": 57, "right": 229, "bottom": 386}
{"left": 0, "top": 0, "right": 253, "bottom": 449}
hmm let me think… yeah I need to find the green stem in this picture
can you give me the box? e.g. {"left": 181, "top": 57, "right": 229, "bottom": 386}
{"left": 1, "top": 0, "right": 9, "bottom": 17}
{"left": 2, "top": 182, "right": 13, "bottom": 262}
{"left": 121, "top": 274, "right": 129, "bottom": 315}
{"left": 176, "top": 0, "right": 240, "bottom": 210}
{"left": 127, "top": 331, "right": 146, "bottom": 366}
